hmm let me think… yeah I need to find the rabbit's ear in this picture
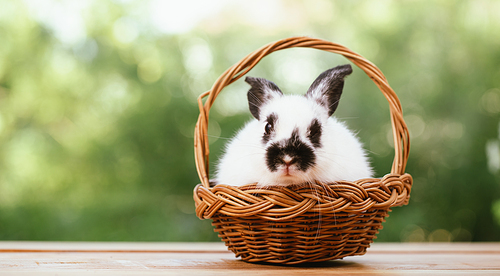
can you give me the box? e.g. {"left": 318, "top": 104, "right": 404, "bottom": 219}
{"left": 245, "top": 77, "right": 283, "bottom": 120}
{"left": 306, "top": 64, "right": 352, "bottom": 116}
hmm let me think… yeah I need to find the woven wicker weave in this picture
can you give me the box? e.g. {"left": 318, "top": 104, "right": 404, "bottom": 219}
{"left": 193, "top": 37, "right": 412, "bottom": 264}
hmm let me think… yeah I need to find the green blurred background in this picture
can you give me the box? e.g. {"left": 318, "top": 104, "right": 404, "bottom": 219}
{"left": 1, "top": 0, "right": 499, "bottom": 242}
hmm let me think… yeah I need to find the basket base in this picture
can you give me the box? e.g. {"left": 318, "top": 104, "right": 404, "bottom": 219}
{"left": 211, "top": 208, "right": 390, "bottom": 264}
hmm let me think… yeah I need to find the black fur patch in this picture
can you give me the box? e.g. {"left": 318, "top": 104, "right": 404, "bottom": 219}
{"left": 262, "top": 113, "right": 277, "bottom": 144}
{"left": 266, "top": 129, "right": 316, "bottom": 172}
{"left": 308, "top": 119, "right": 322, "bottom": 148}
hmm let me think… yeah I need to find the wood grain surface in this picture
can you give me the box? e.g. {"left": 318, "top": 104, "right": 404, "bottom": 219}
{"left": 1, "top": 242, "right": 499, "bottom": 275}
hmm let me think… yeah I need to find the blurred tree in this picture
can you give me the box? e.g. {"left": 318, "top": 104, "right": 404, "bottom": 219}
{"left": 0, "top": 0, "right": 499, "bottom": 242}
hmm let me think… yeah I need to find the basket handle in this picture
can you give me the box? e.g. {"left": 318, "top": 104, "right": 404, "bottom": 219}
{"left": 194, "top": 37, "right": 410, "bottom": 188}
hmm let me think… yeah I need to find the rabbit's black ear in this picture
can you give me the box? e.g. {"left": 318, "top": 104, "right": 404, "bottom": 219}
{"left": 306, "top": 64, "right": 352, "bottom": 116}
{"left": 245, "top": 77, "right": 283, "bottom": 120}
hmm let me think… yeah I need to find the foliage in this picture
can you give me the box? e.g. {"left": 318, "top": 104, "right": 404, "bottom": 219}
{"left": 0, "top": 0, "right": 499, "bottom": 242}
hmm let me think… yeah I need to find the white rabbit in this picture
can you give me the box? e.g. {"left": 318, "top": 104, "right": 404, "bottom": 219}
{"left": 215, "top": 64, "right": 373, "bottom": 187}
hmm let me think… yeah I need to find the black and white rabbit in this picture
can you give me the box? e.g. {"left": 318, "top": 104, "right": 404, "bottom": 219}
{"left": 215, "top": 64, "right": 373, "bottom": 186}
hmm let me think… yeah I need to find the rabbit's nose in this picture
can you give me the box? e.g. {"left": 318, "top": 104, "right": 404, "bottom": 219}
{"left": 283, "top": 155, "right": 293, "bottom": 164}
{"left": 282, "top": 155, "right": 297, "bottom": 168}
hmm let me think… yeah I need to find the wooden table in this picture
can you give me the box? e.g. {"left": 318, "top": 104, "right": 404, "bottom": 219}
{"left": 1, "top": 242, "right": 499, "bottom": 275}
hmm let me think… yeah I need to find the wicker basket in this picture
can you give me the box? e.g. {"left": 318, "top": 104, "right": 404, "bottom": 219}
{"left": 193, "top": 37, "right": 412, "bottom": 264}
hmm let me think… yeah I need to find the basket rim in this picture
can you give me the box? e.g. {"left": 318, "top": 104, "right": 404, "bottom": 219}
{"left": 194, "top": 36, "right": 410, "bottom": 189}
{"left": 194, "top": 172, "right": 413, "bottom": 220}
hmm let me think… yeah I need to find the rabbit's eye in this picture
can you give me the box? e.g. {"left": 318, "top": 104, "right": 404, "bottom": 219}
{"left": 308, "top": 119, "right": 322, "bottom": 148}
{"left": 262, "top": 113, "right": 277, "bottom": 143}
{"left": 265, "top": 122, "right": 273, "bottom": 135}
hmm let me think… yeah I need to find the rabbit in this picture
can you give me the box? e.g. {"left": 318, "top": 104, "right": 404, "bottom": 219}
{"left": 215, "top": 64, "right": 373, "bottom": 187}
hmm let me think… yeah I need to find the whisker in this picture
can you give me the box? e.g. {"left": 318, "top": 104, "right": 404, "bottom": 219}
{"left": 205, "top": 134, "right": 232, "bottom": 140}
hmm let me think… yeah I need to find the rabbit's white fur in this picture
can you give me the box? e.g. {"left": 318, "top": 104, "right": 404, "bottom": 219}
{"left": 215, "top": 65, "right": 373, "bottom": 186}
